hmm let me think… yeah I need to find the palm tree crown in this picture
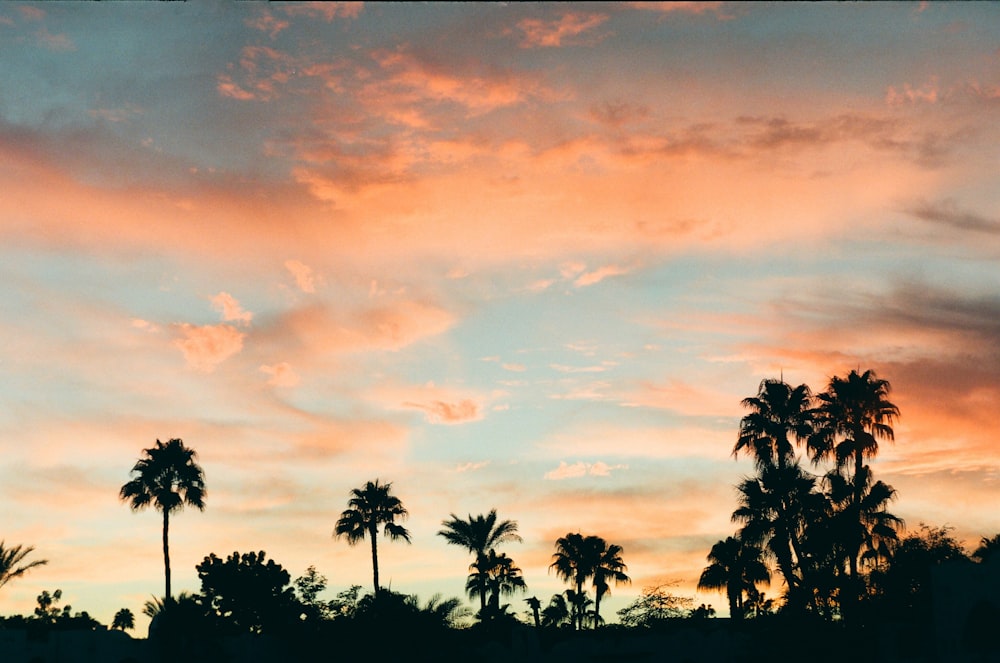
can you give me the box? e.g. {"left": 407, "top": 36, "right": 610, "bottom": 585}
{"left": 698, "top": 536, "right": 771, "bottom": 620}
{"left": 550, "top": 533, "right": 629, "bottom": 630}
{"left": 590, "top": 539, "right": 630, "bottom": 630}
{"left": 0, "top": 541, "right": 47, "bottom": 591}
{"left": 334, "top": 479, "right": 411, "bottom": 594}
{"left": 119, "top": 438, "right": 206, "bottom": 600}
{"left": 735, "top": 379, "right": 815, "bottom": 469}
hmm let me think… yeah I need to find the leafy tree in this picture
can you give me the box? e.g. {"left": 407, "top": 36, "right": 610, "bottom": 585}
{"left": 196, "top": 550, "right": 302, "bottom": 635}
{"left": 334, "top": 479, "right": 411, "bottom": 594}
{"left": 698, "top": 536, "right": 770, "bottom": 619}
{"left": 294, "top": 565, "right": 335, "bottom": 621}
{"left": 329, "top": 585, "right": 363, "bottom": 619}
{"left": 438, "top": 510, "right": 521, "bottom": 614}
{"left": 465, "top": 550, "right": 526, "bottom": 620}
{"left": 112, "top": 608, "right": 135, "bottom": 631}
{"left": 0, "top": 541, "right": 47, "bottom": 591}
{"left": 972, "top": 534, "right": 1000, "bottom": 563}
{"left": 119, "top": 438, "right": 206, "bottom": 600}
{"left": 688, "top": 603, "right": 716, "bottom": 619}
{"left": 34, "top": 589, "right": 64, "bottom": 623}
{"left": 616, "top": 583, "right": 694, "bottom": 628}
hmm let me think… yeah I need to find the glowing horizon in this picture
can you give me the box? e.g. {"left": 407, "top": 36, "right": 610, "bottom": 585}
{"left": 1, "top": 1, "right": 999, "bottom": 630}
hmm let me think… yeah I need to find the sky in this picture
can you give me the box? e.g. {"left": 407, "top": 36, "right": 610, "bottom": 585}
{"left": 1, "top": 0, "right": 999, "bottom": 630}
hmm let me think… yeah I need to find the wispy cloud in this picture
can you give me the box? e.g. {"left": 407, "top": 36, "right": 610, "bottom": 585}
{"left": 173, "top": 323, "right": 246, "bottom": 372}
{"left": 543, "top": 460, "right": 628, "bottom": 480}
{"left": 516, "top": 12, "right": 609, "bottom": 49}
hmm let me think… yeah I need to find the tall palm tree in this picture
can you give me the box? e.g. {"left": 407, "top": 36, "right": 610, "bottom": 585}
{"left": 698, "top": 536, "right": 771, "bottom": 619}
{"left": 808, "top": 369, "right": 899, "bottom": 586}
{"left": 438, "top": 510, "right": 521, "bottom": 614}
{"left": 590, "top": 539, "right": 630, "bottom": 630}
{"left": 0, "top": 542, "right": 47, "bottom": 590}
{"left": 465, "top": 550, "right": 527, "bottom": 618}
{"left": 334, "top": 479, "right": 411, "bottom": 594}
{"left": 735, "top": 378, "right": 815, "bottom": 470}
{"left": 550, "top": 533, "right": 593, "bottom": 630}
{"left": 120, "top": 438, "right": 206, "bottom": 600}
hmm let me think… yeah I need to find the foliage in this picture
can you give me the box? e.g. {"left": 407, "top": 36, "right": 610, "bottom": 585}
{"left": 294, "top": 565, "right": 337, "bottom": 621}
{"left": 972, "top": 534, "right": 1000, "bottom": 563}
{"left": 616, "top": 583, "right": 694, "bottom": 628}
{"left": 698, "top": 536, "right": 770, "bottom": 619}
{"left": 0, "top": 541, "right": 47, "bottom": 591}
{"left": 439, "top": 509, "right": 521, "bottom": 615}
{"left": 112, "top": 607, "right": 135, "bottom": 631}
{"left": 550, "top": 532, "right": 630, "bottom": 630}
{"left": 466, "top": 549, "right": 527, "bottom": 620}
{"left": 119, "top": 438, "right": 206, "bottom": 600}
{"left": 196, "top": 550, "right": 302, "bottom": 635}
{"left": 334, "top": 479, "right": 410, "bottom": 594}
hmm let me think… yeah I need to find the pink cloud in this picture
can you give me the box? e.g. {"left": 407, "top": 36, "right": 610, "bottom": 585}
{"left": 18, "top": 6, "right": 44, "bottom": 20}
{"left": 173, "top": 323, "right": 245, "bottom": 372}
{"left": 259, "top": 362, "right": 299, "bottom": 387}
{"left": 574, "top": 264, "right": 629, "bottom": 287}
{"left": 543, "top": 460, "right": 629, "bottom": 480}
{"left": 210, "top": 292, "right": 253, "bottom": 325}
{"left": 216, "top": 74, "right": 256, "bottom": 101}
{"left": 628, "top": 2, "right": 731, "bottom": 18}
{"left": 36, "top": 28, "right": 74, "bottom": 52}
{"left": 281, "top": 2, "right": 363, "bottom": 21}
{"left": 404, "top": 398, "right": 481, "bottom": 425}
{"left": 284, "top": 259, "right": 317, "bottom": 293}
{"left": 245, "top": 12, "right": 290, "bottom": 38}
{"left": 516, "top": 12, "right": 609, "bottom": 49}
{"left": 368, "top": 382, "right": 486, "bottom": 425}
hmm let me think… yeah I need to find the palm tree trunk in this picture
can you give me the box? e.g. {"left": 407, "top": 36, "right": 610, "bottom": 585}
{"left": 162, "top": 509, "right": 171, "bottom": 601}
{"left": 370, "top": 528, "right": 380, "bottom": 594}
{"left": 593, "top": 592, "right": 601, "bottom": 630}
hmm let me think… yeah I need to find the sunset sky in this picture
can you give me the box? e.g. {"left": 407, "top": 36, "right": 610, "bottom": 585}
{"left": 2, "top": 1, "right": 999, "bottom": 629}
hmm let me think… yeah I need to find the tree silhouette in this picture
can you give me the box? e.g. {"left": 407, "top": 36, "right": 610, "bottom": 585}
{"left": 465, "top": 549, "right": 527, "bottom": 620}
{"left": 972, "top": 534, "right": 1000, "bottom": 563}
{"left": 541, "top": 592, "right": 572, "bottom": 628}
{"left": 525, "top": 596, "right": 542, "bottom": 627}
{"left": 0, "top": 541, "right": 47, "bottom": 591}
{"left": 698, "top": 536, "right": 770, "bottom": 619}
{"left": 438, "top": 510, "right": 521, "bottom": 615}
{"left": 119, "top": 438, "right": 206, "bottom": 600}
{"left": 334, "top": 479, "right": 411, "bottom": 594}
{"left": 550, "top": 533, "right": 592, "bottom": 630}
{"left": 735, "top": 378, "right": 815, "bottom": 470}
{"left": 112, "top": 608, "right": 135, "bottom": 631}
{"left": 590, "top": 538, "right": 630, "bottom": 630}
{"left": 196, "top": 550, "right": 301, "bottom": 635}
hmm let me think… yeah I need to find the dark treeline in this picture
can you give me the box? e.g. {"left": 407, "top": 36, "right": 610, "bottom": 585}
{"left": 1, "top": 368, "right": 999, "bottom": 662}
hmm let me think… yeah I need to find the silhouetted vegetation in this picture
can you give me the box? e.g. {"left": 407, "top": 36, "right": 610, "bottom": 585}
{"left": 2, "top": 368, "right": 999, "bottom": 662}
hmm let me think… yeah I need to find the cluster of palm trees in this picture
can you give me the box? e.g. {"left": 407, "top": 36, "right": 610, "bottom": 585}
{"left": 698, "top": 369, "right": 904, "bottom": 620}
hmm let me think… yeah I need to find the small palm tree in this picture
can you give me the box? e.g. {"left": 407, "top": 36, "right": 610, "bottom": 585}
{"left": 698, "top": 536, "right": 771, "bottom": 619}
{"left": 438, "top": 510, "right": 521, "bottom": 615}
{"left": 525, "top": 596, "right": 542, "bottom": 627}
{"left": 466, "top": 550, "right": 527, "bottom": 619}
{"left": 550, "top": 533, "right": 592, "bottom": 630}
{"left": 591, "top": 539, "right": 630, "bottom": 630}
{"left": 0, "top": 541, "right": 47, "bottom": 591}
{"left": 112, "top": 608, "right": 135, "bottom": 631}
{"left": 120, "top": 438, "right": 206, "bottom": 601}
{"left": 334, "top": 479, "right": 411, "bottom": 594}
{"left": 541, "top": 592, "right": 571, "bottom": 628}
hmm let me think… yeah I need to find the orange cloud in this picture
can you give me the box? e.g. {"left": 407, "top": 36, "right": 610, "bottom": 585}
{"left": 543, "top": 460, "right": 629, "bottom": 480}
{"left": 281, "top": 2, "right": 363, "bottom": 21}
{"left": 210, "top": 292, "right": 253, "bottom": 325}
{"left": 259, "top": 362, "right": 299, "bottom": 387}
{"left": 516, "top": 12, "right": 609, "bottom": 49}
{"left": 173, "top": 323, "right": 246, "bottom": 372}
{"left": 285, "top": 259, "right": 318, "bottom": 293}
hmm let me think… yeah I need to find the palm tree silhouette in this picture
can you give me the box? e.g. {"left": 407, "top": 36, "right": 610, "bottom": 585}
{"left": 735, "top": 378, "right": 815, "bottom": 470}
{"left": 0, "top": 541, "right": 47, "bottom": 591}
{"left": 465, "top": 549, "right": 527, "bottom": 619}
{"left": 540, "top": 592, "right": 571, "bottom": 628}
{"left": 698, "top": 536, "right": 770, "bottom": 619}
{"left": 525, "top": 596, "right": 542, "bottom": 627}
{"left": 973, "top": 534, "right": 1000, "bottom": 563}
{"left": 550, "top": 533, "right": 592, "bottom": 630}
{"left": 808, "top": 370, "right": 899, "bottom": 588}
{"left": 438, "top": 510, "right": 521, "bottom": 614}
{"left": 119, "top": 438, "right": 206, "bottom": 600}
{"left": 112, "top": 608, "right": 135, "bottom": 631}
{"left": 590, "top": 539, "right": 630, "bottom": 630}
{"left": 334, "top": 479, "right": 411, "bottom": 594}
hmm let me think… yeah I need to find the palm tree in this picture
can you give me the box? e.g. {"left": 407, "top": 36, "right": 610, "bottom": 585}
{"left": 525, "top": 596, "right": 542, "bottom": 628}
{"left": 119, "top": 438, "right": 206, "bottom": 600}
{"left": 735, "top": 378, "right": 815, "bottom": 470}
{"left": 808, "top": 370, "right": 899, "bottom": 585}
{"left": 0, "top": 542, "right": 47, "bottom": 590}
{"left": 590, "top": 539, "right": 630, "bottom": 630}
{"left": 466, "top": 550, "right": 527, "bottom": 619}
{"left": 112, "top": 608, "right": 135, "bottom": 631}
{"left": 334, "top": 479, "right": 411, "bottom": 594}
{"left": 438, "top": 510, "right": 521, "bottom": 614}
{"left": 541, "top": 592, "right": 571, "bottom": 628}
{"left": 698, "top": 536, "right": 771, "bottom": 619}
{"left": 550, "top": 533, "right": 593, "bottom": 630}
